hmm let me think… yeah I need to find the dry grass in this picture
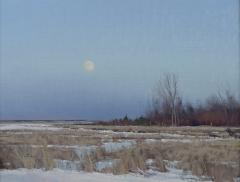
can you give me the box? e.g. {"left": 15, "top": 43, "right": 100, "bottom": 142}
{"left": 126, "top": 141, "right": 240, "bottom": 182}
{"left": 0, "top": 124, "right": 239, "bottom": 182}
{"left": 79, "top": 125, "right": 229, "bottom": 134}
{"left": 0, "top": 131, "right": 102, "bottom": 146}
{"left": 0, "top": 144, "right": 54, "bottom": 170}
{"left": 0, "top": 133, "right": 82, "bottom": 169}
{"left": 79, "top": 140, "right": 240, "bottom": 180}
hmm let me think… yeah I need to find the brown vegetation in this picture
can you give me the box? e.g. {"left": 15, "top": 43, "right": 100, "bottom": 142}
{"left": 103, "top": 74, "right": 240, "bottom": 126}
{"left": 79, "top": 140, "right": 240, "bottom": 181}
{"left": 0, "top": 124, "right": 239, "bottom": 181}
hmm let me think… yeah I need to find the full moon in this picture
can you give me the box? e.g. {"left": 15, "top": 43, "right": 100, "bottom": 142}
{"left": 84, "top": 60, "right": 95, "bottom": 72}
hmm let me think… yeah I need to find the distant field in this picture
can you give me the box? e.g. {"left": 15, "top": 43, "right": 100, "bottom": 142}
{"left": 0, "top": 122, "right": 239, "bottom": 182}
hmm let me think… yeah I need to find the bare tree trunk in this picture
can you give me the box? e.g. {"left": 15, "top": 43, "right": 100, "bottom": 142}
{"left": 152, "top": 73, "right": 181, "bottom": 126}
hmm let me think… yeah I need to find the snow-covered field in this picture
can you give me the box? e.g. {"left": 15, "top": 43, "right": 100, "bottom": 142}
{"left": 0, "top": 123, "right": 61, "bottom": 131}
{"left": 0, "top": 122, "right": 239, "bottom": 182}
{"left": 0, "top": 168, "right": 211, "bottom": 182}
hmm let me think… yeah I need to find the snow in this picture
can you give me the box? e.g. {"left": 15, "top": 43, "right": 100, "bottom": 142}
{"left": 234, "top": 177, "right": 240, "bottom": 182}
{"left": 74, "top": 146, "right": 97, "bottom": 161}
{"left": 145, "top": 139, "right": 157, "bottom": 143}
{"left": 95, "top": 159, "right": 119, "bottom": 171}
{"left": 0, "top": 168, "right": 213, "bottom": 182}
{"left": 160, "top": 138, "right": 226, "bottom": 143}
{"left": 47, "top": 145, "right": 82, "bottom": 149}
{"left": 94, "top": 129, "right": 159, "bottom": 137}
{"left": 96, "top": 130, "right": 194, "bottom": 139}
{"left": 30, "top": 140, "right": 136, "bottom": 161}
{"left": 44, "top": 143, "right": 127, "bottom": 160}
{"left": 161, "top": 139, "right": 193, "bottom": 143}
{"left": 5, "top": 131, "right": 33, "bottom": 135}
{"left": 0, "top": 124, "right": 61, "bottom": 131}
{"left": 159, "top": 133, "right": 185, "bottom": 138}
{"left": 102, "top": 140, "right": 136, "bottom": 153}
{"left": 54, "top": 160, "right": 82, "bottom": 171}
{"left": 146, "top": 159, "right": 154, "bottom": 166}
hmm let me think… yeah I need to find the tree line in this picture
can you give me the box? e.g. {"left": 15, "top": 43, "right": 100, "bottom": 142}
{"left": 103, "top": 73, "right": 240, "bottom": 126}
{"left": 147, "top": 73, "right": 240, "bottom": 126}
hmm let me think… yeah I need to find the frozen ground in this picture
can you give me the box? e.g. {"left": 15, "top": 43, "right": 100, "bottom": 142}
{"left": 0, "top": 123, "right": 61, "bottom": 131}
{"left": 0, "top": 168, "right": 212, "bottom": 182}
{"left": 0, "top": 122, "right": 238, "bottom": 181}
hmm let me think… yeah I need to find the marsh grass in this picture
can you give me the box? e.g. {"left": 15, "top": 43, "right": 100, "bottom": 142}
{"left": 0, "top": 125, "right": 239, "bottom": 182}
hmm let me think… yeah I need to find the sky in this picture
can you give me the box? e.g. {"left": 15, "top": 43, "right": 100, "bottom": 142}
{"left": 0, "top": 0, "right": 239, "bottom": 120}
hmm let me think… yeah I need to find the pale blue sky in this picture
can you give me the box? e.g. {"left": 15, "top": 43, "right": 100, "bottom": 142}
{"left": 0, "top": 0, "right": 238, "bottom": 120}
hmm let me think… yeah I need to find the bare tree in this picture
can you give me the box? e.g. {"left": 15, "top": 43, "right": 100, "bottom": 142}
{"left": 218, "top": 89, "right": 239, "bottom": 125}
{"left": 152, "top": 73, "right": 180, "bottom": 126}
{"left": 206, "top": 88, "right": 239, "bottom": 125}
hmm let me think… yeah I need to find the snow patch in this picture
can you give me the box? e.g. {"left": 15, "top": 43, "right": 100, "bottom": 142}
{"left": 0, "top": 168, "right": 213, "bottom": 182}
{"left": 101, "top": 140, "right": 136, "bottom": 153}
{"left": 74, "top": 146, "right": 97, "bottom": 161}
{"left": 0, "top": 124, "right": 61, "bottom": 131}
{"left": 95, "top": 159, "right": 119, "bottom": 171}
{"left": 54, "top": 160, "right": 82, "bottom": 171}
